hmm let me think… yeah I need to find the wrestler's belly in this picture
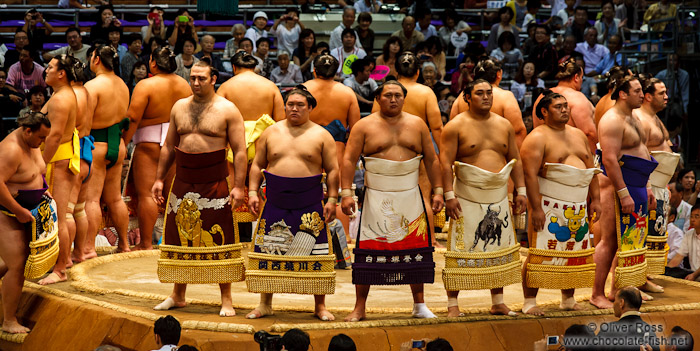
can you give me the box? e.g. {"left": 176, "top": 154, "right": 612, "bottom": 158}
{"left": 267, "top": 160, "right": 323, "bottom": 178}
{"left": 618, "top": 144, "right": 650, "bottom": 160}
{"left": 7, "top": 178, "right": 45, "bottom": 196}
{"left": 457, "top": 152, "right": 507, "bottom": 174}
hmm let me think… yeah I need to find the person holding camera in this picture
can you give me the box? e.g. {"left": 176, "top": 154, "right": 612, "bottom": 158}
{"left": 20, "top": 9, "right": 54, "bottom": 54}
{"left": 89, "top": 6, "right": 121, "bottom": 44}
{"left": 167, "top": 9, "right": 198, "bottom": 50}
{"left": 142, "top": 7, "right": 167, "bottom": 44}
{"left": 270, "top": 7, "right": 306, "bottom": 57}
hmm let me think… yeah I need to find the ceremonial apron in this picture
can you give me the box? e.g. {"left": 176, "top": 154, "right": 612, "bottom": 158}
{"left": 646, "top": 151, "right": 680, "bottom": 274}
{"left": 353, "top": 156, "right": 435, "bottom": 285}
{"left": 442, "top": 160, "right": 521, "bottom": 291}
{"left": 158, "top": 148, "right": 244, "bottom": 284}
{"left": 246, "top": 171, "right": 335, "bottom": 295}
{"left": 525, "top": 163, "right": 600, "bottom": 289}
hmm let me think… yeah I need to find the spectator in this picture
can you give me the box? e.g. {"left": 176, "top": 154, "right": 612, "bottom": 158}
{"left": 490, "top": 31, "right": 523, "bottom": 80}
{"left": 506, "top": 0, "right": 528, "bottom": 30}
{"left": 643, "top": 0, "right": 677, "bottom": 33}
{"left": 142, "top": 36, "right": 167, "bottom": 66}
{"left": 528, "top": 24, "right": 558, "bottom": 80}
{"left": 418, "top": 61, "right": 443, "bottom": 91}
{"left": 598, "top": 287, "right": 660, "bottom": 350}
{"left": 254, "top": 37, "right": 274, "bottom": 79}
{"left": 126, "top": 61, "right": 148, "bottom": 94}
{"left": 668, "top": 326, "right": 694, "bottom": 351}
{"left": 141, "top": 7, "right": 167, "bottom": 44}
{"left": 106, "top": 26, "right": 127, "bottom": 64}
{"left": 344, "top": 58, "right": 377, "bottom": 112}
{"left": 426, "top": 338, "right": 453, "bottom": 351}
{"left": 174, "top": 37, "right": 199, "bottom": 81}
{"left": 43, "top": 27, "right": 91, "bottom": 65}
{"left": 20, "top": 9, "right": 54, "bottom": 54}
{"left": 655, "top": 53, "right": 689, "bottom": 116}
{"left": 521, "top": 0, "right": 541, "bottom": 33}
{"left": 670, "top": 179, "right": 692, "bottom": 232}
{"left": 486, "top": 7, "right": 521, "bottom": 54}
{"left": 415, "top": 8, "right": 438, "bottom": 40}
{"left": 167, "top": 9, "right": 198, "bottom": 51}
{"left": 151, "top": 315, "right": 181, "bottom": 351}
{"left": 281, "top": 328, "right": 310, "bottom": 351}
{"left": 666, "top": 207, "right": 684, "bottom": 262}
{"left": 450, "top": 48, "right": 480, "bottom": 95}
{"left": 438, "top": 9, "right": 471, "bottom": 55}
{"left": 17, "top": 84, "right": 46, "bottom": 119}
{"left": 355, "top": 12, "right": 375, "bottom": 58}
{"left": 120, "top": 34, "right": 143, "bottom": 82}
{"left": 271, "top": 7, "right": 305, "bottom": 56}
{"left": 0, "top": 68, "right": 25, "bottom": 134}
{"left": 615, "top": 0, "right": 640, "bottom": 34}
{"left": 575, "top": 27, "right": 609, "bottom": 75}
{"left": 557, "top": 35, "right": 583, "bottom": 64}
{"left": 3, "top": 30, "right": 38, "bottom": 69}
{"left": 564, "top": 7, "right": 590, "bottom": 43}
{"left": 520, "top": 23, "right": 538, "bottom": 58}
{"left": 270, "top": 51, "right": 303, "bottom": 84}
{"left": 511, "top": 61, "right": 544, "bottom": 122}
{"left": 224, "top": 24, "right": 247, "bottom": 62}
{"left": 561, "top": 324, "right": 595, "bottom": 351}
{"left": 194, "top": 35, "right": 225, "bottom": 73}
{"left": 354, "top": 0, "right": 381, "bottom": 13}
{"left": 6, "top": 47, "right": 46, "bottom": 93}
{"left": 595, "top": 1, "right": 625, "bottom": 45}
{"left": 90, "top": 6, "right": 121, "bottom": 44}
{"left": 416, "top": 37, "right": 445, "bottom": 80}
{"left": 330, "top": 7, "right": 361, "bottom": 50}
{"left": 331, "top": 28, "right": 367, "bottom": 78}
{"left": 239, "top": 37, "right": 255, "bottom": 56}
{"left": 58, "top": 0, "right": 108, "bottom": 9}
{"left": 375, "top": 36, "right": 402, "bottom": 79}
{"left": 587, "top": 34, "right": 626, "bottom": 76}
{"left": 176, "top": 346, "right": 198, "bottom": 351}
{"left": 246, "top": 11, "right": 269, "bottom": 52}
{"left": 666, "top": 203, "right": 700, "bottom": 281}
{"left": 328, "top": 334, "right": 356, "bottom": 351}
{"left": 293, "top": 29, "right": 318, "bottom": 81}
{"left": 391, "top": 16, "right": 425, "bottom": 51}
{"left": 555, "top": 0, "right": 577, "bottom": 28}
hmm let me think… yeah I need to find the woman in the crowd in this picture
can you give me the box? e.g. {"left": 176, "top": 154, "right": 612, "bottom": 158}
{"left": 141, "top": 37, "right": 167, "bottom": 63}
{"left": 107, "top": 25, "right": 127, "bottom": 63}
{"left": 293, "top": 28, "right": 317, "bottom": 82}
{"left": 224, "top": 24, "right": 247, "bottom": 60}
{"left": 17, "top": 85, "right": 47, "bottom": 119}
{"left": 486, "top": 6, "right": 520, "bottom": 53}
{"left": 174, "top": 37, "right": 199, "bottom": 81}
{"left": 167, "top": 8, "right": 198, "bottom": 51}
{"left": 677, "top": 169, "right": 699, "bottom": 206}
{"left": 595, "top": 0, "right": 625, "bottom": 44}
{"left": 127, "top": 61, "right": 148, "bottom": 94}
{"left": 510, "top": 61, "right": 544, "bottom": 132}
{"left": 437, "top": 9, "right": 471, "bottom": 55}
{"left": 489, "top": 31, "right": 523, "bottom": 80}
{"left": 375, "top": 36, "right": 402, "bottom": 80}
{"left": 254, "top": 37, "right": 274, "bottom": 79}
{"left": 90, "top": 5, "right": 121, "bottom": 43}
{"left": 416, "top": 36, "right": 446, "bottom": 80}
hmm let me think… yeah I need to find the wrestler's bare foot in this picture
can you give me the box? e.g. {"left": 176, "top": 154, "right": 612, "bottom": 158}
{"left": 523, "top": 305, "right": 545, "bottom": 316}
{"left": 490, "top": 304, "right": 517, "bottom": 316}
{"left": 71, "top": 252, "right": 88, "bottom": 264}
{"left": 116, "top": 244, "right": 131, "bottom": 253}
{"left": 38, "top": 272, "right": 67, "bottom": 285}
{"left": 246, "top": 305, "right": 273, "bottom": 319}
{"left": 590, "top": 295, "right": 614, "bottom": 309}
{"left": 315, "top": 308, "right": 335, "bottom": 321}
{"left": 447, "top": 306, "right": 464, "bottom": 317}
{"left": 2, "top": 321, "right": 30, "bottom": 334}
{"left": 82, "top": 250, "right": 98, "bottom": 260}
{"left": 344, "top": 309, "right": 366, "bottom": 322}
{"left": 219, "top": 306, "right": 236, "bottom": 317}
{"left": 153, "top": 297, "right": 186, "bottom": 310}
{"left": 640, "top": 281, "right": 664, "bottom": 293}
{"left": 133, "top": 244, "right": 154, "bottom": 251}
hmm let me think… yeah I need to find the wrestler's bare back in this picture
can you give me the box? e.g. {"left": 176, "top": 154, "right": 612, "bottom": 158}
{"left": 594, "top": 93, "right": 614, "bottom": 126}
{"left": 599, "top": 107, "right": 649, "bottom": 159}
{"left": 84, "top": 73, "right": 130, "bottom": 129}
{"left": 217, "top": 71, "right": 285, "bottom": 122}
{"left": 348, "top": 112, "right": 427, "bottom": 161}
{"left": 633, "top": 109, "right": 671, "bottom": 152}
{"left": 447, "top": 111, "right": 513, "bottom": 172}
{"left": 304, "top": 79, "right": 360, "bottom": 128}
{"left": 171, "top": 95, "right": 242, "bottom": 153}
{"left": 131, "top": 74, "right": 192, "bottom": 127}
{"left": 41, "top": 87, "right": 77, "bottom": 144}
{"left": 72, "top": 84, "right": 94, "bottom": 138}
{"left": 0, "top": 135, "right": 45, "bottom": 194}
{"left": 526, "top": 125, "right": 592, "bottom": 173}
{"left": 259, "top": 120, "right": 335, "bottom": 177}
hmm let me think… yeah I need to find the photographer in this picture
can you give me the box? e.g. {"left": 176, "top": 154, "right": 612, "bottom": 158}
{"left": 89, "top": 6, "right": 121, "bottom": 44}
{"left": 282, "top": 329, "right": 310, "bottom": 351}
{"left": 270, "top": 7, "right": 305, "bottom": 57}
{"left": 20, "top": 9, "right": 54, "bottom": 54}
{"left": 151, "top": 315, "right": 181, "bottom": 351}
{"left": 166, "top": 9, "right": 198, "bottom": 50}
{"left": 142, "top": 7, "right": 167, "bottom": 44}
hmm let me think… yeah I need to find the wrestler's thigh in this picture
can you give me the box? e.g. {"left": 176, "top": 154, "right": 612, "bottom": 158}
{"left": 51, "top": 161, "right": 77, "bottom": 216}
{"left": 132, "top": 143, "right": 160, "bottom": 196}
{"left": 598, "top": 175, "right": 616, "bottom": 241}
{"left": 86, "top": 142, "right": 109, "bottom": 201}
{"left": 101, "top": 140, "right": 127, "bottom": 203}
{"left": 0, "top": 214, "right": 29, "bottom": 266}
{"left": 76, "top": 160, "right": 90, "bottom": 203}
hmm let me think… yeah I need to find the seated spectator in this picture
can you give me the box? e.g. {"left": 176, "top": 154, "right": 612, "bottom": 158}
{"left": 506, "top": 0, "right": 528, "bottom": 30}
{"left": 174, "top": 37, "right": 199, "bottom": 81}
{"left": 587, "top": 34, "right": 626, "bottom": 76}
{"left": 438, "top": 9, "right": 471, "bottom": 55}
{"left": 557, "top": 35, "right": 583, "bottom": 64}
{"left": 3, "top": 30, "right": 40, "bottom": 69}
{"left": 486, "top": 7, "right": 521, "bottom": 54}
{"left": 666, "top": 207, "right": 684, "bottom": 262}
{"left": 416, "top": 37, "right": 445, "bottom": 80}
{"left": 0, "top": 68, "right": 25, "bottom": 135}
{"left": 561, "top": 324, "right": 595, "bottom": 351}
{"left": 511, "top": 61, "right": 544, "bottom": 118}
{"left": 254, "top": 37, "right": 274, "bottom": 79}
{"left": 670, "top": 179, "right": 692, "bottom": 231}
{"left": 666, "top": 203, "right": 700, "bottom": 281}
{"left": 17, "top": 85, "right": 46, "bottom": 120}
{"left": 415, "top": 8, "right": 438, "bottom": 40}
{"left": 555, "top": 0, "right": 577, "bottom": 29}
{"left": 20, "top": 9, "right": 54, "bottom": 54}
{"left": 489, "top": 31, "right": 523, "bottom": 80}
{"left": 598, "top": 287, "right": 660, "bottom": 350}
{"left": 575, "top": 27, "right": 609, "bottom": 75}
{"left": 655, "top": 53, "right": 689, "bottom": 116}
{"left": 668, "top": 326, "right": 694, "bottom": 351}
{"left": 107, "top": 26, "right": 127, "bottom": 63}
{"left": 142, "top": 36, "right": 167, "bottom": 68}
{"left": 246, "top": 11, "right": 269, "bottom": 52}
{"left": 224, "top": 24, "right": 247, "bottom": 61}
{"left": 176, "top": 346, "right": 198, "bottom": 351}
{"left": 354, "top": 0, "right": 381, "bottom": 13}
{"left": 120, "top": 34, "right": 143, "bottom": 83}
{"left": 195, "top": 35, "right": 225, "bottom": 73}
{"left": 293, "top": 29, "right": 318, "bottom": 81}
{"left": 355, "top": 12, "right": 375, "bottom": 58}
{"left": 58, "top": 0, "right": 108, "bottom": 9}
{"left": 281, "top": 328, "right": 310, "bottom": 351}
{"left": 90, "top": 5, "right": 121, "bottom": 44}
{"left": 615, "top": 0, "right": 640, "bottom": 36}
{"left": 167, "top": 9, "right": 198, "bottom": 50}
{"left": 331, "top": 28, "right": 367, "bottom": 78}
{"left": 270, "top": 51, "right": 303, "bottom": 84}
{"left": 271, "top": 7, "right": 305, "bottom": 56}
{"left": 343, "top": 58, "right": 377, "bottom": 112}
{"left": 43, "top": 27, "right": 91, "bottom": 65}
{"left": 520, "top": 24, "right": 538, "bottom": 59}
{"left": 643, "top": 0, "right": 677, "bottom": 33}
{"left": 238, "top": 37, "right": 255, "bottom": 56}
{"left": 594, "top": 1, "right": 625, "bottom": 44}
{"left": 521, "top": 0, "right": 541, "bottom": 33}
{"left": 418, "top": 61, "right": 444, "bottom": 93}
{"left": 328, "top": 334, "right": 356, "bottom": 351}
{"left": 426, "top": 338, "right": 453, "bottom": 351}
{"left": 564, "top": 7, "right": 590, "bottom": 43}
{"left": 127, "top": 61, "right": 148, "bottom": 94}
{"left": 142, "top": 7, "right": 167, "bottom": 44}
{"left": 391, "top": 16, "right": 424, "bottom": 51}
{"left": 450, "top": 50, "right": 480, "bottom": 95}
{"left": 330, "top": 7, "right": 362, "bottom": 51}
{"left": 528, "top": 24, "right": 558, "bottom": 80}
{"left": 6, "top": 48, "right": 46, "bottom": 93}
{"left": 376, "top": 36, "right": 402, "bottom": 79}
{"left": 151, "top": 315, "right": 181, "bottom": 351}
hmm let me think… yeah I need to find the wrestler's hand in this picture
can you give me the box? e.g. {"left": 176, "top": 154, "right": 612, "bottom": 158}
{"left": 16, "top": 208, "right": 33, "bottom": 224}
{"left": 230, "top": 186, "right": 245, "bottom": 209}
{"left": 647, "top": 188, "right": 656, "bottom": 210}
{"left": 589, "top": 199, "right": 601, "bottom": 224}
{"left": 323, "top": 201, "right": 336, "bottom": 223}
{"left": 431, "top": 194, "right": 444, "bottom": 213}
{"left": 620, "top": 195, "right": 635, "bottom": 214}
{"left": 531, "top": 206, "right": 545, "bottom": 232}
{"left": 43, "top": 190, "right": 53, "bottom": 199}
{"left": 445, "top": 198, "right": 462, "bottom": 220}
{"left": 151, "top": 180, "right": 164, "bottom": 206}
{"left": 514, "top": 195, "right": 527, "bottom": 215}
{"left": 249, "top": 194, "right": 260, "bottom": 217}
{"left": 341, "top": 196, "right": 356, "bottom": 216}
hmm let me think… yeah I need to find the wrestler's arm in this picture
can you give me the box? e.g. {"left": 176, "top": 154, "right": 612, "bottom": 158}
{"left": 340, "top": 120, "right": 365, "bottom": 215}
{"left": 570, "top": 101, "right": 598, "bottom": 152}
{"left": 507, "top": 123, "right": 527, "bottom": 214}
{"left": 42, "top": 97, "right": 70, "bottom": 164}
{"left": 248, "top": 129, "right": 269, "bottom": 216}
{"left": 226, "top": 103, "right": 247, "bottom": 191}
{"left": 599, "top": 115, "right": 634, "bottom": 213}
{"left": 520, "top": 131, "right": 545, "bottom": 230}
{"left": 321, "top": 131, "right": 339, "bottom": 222}
{"left": 346, "top": 90, "right": 361, "bottom": 131}
{"left": 0, "top": 146, "right": 32, "bottom": 222}
{"left": 84, "top": 89, "right": 96, "bottom": 133}
{"left": 420, "top": 120, "right": 444, "bottom": 212}
{"left": 272, "top": 88, "right": 286, "bottom": 122}
{"left": 123, "top": 81, "right": 149, "bottom": 144}
{"left": 502, "top": 91, "right": 527, "bottom": 148}
{"left": 155, "top": 102, "right": 181, "bottom": 182}
{"left": 425, "top": 91, "right": 443, "bottom": 150}
{"left": 439, "top": 121, "right": 460, "bottom": 219}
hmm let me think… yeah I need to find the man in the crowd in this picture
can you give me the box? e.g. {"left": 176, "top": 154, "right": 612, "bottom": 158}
{"left": 119, "top": 34, "right": 143, "bottom": 83}
{"left": 666, "top": 204, "right": 700, "bottom": 281}
{"left": 3, "top": 31, "right": 39, "bottom": 69}
{"left": 331, "top": 28, "right": 367, "bottom": 79}
{"left": 343, "top": 58, "right": 378, "bottom": 113}
{"left": 391, "top": 16, "right": 425, "bottom": 51}
{"left": 529, "top": 24, "right": 559, "bottom": 81}
{"left": 575, "top": 27, "right": 609, "bottom": 76}
{"left": 0, "top": 69, "right": 25, "bottom": 131}
{"left": 564, "top": 7, "right": 591, "bottom": 43}
{"left": 43, "top": 27, "right": 91, "bottom": 65}
{"left": 557, "top": 35, "right": 583, "bottom": 64}
{"left": 415, "top": 8, "right": 437, "bottom": 40}
{"left": 330, "top": 7, "right": 362, "bottom": 50}
{"left": 151, "top": 315, "right": 180, "bottom": 351}
{"left": 195, "top": 35, "right": 225, "bottom": 73}
{"left": 270, "top": 50, "right": 303, "bottom": 85}
{"left": 6, "top": 47, "right": 46, "bottom": 93}
{"left": 586, "top": 34, "right": 626, "bottom": 77}
{"left": 598, "top": 287, "right": 660, "bottom": 350}
{"left": 281, "top": 329, "right": 311, "bottom": 351}
{"left": 655, "top": 53, "right": 689, "bottom": 116}
{"left": 20, "top": 8, "right": 55, "bottom": 54}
